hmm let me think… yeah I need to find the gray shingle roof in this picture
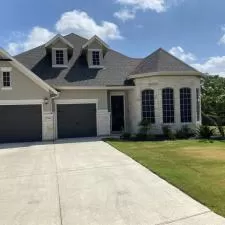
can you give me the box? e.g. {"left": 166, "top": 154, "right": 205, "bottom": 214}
{"left": 15, "top": 33, "right": 141, "bottom": 87}
{"left": 15, "top": 35, "right": 199, "bottom": 87}
{"left": 130, "top": 48, "right": 199, "bottom": 75}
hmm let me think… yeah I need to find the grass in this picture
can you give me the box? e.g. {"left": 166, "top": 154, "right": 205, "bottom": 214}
{"left": 107, "top": 139, "right": 225, "bottom": 217}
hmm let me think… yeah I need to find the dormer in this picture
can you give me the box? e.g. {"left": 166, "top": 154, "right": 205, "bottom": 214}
{"left": 82, "top": 35, "right": 109, "bottom": 69}
{"left": 45, "top": 34, "right": 74, "bottom": 68}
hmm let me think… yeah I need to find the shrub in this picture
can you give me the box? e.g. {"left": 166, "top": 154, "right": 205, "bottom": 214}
{"left": 162, "top": 125, "right": 176, "bottom": 140}
{"left": 196, "top": 125, "right": 215, "bottom": 139}
{"left": 120, "top": 132, "right": 131, "bottom": 140}
{"left": 135, "top": 119, "right": 152, "bottom": 141}
{"left": 217, "top": 125, "right": 225, "bottom": 138}
{"left": 176, "top": 125, "right": 194, "bottom": 139}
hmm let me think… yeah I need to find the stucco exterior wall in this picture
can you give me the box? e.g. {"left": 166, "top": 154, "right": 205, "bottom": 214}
{"left": 0, "top": 61, "right": 50, "bottom": 101}
{"left": 88, "top": 40, "right": 102, "bottom": 49}
{"left": 49, "top": 40, "right": 68, "bottom": 49}
{"left": 128, "top": 75, "right": 201, "bottom": 134}
{"left": 0, "top": 61, "right": 54, "bottom": 141}
{"left": 58, "top": 89, "right": 108, "bottom": 110}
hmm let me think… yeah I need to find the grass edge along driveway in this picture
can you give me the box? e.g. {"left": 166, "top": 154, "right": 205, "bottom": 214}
{"left": 106, "top": 140, "right": 225, "bottom": 218}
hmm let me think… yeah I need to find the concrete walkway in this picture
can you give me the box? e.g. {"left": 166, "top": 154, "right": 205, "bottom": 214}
{"left": 0, "top": 138, "right": 224, "bottom": 225}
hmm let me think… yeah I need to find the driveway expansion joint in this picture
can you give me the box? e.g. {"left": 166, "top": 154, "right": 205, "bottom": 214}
{"left": 53, "top": 142, "right": 63, "bottom": 225}
{"left": 155, "top": 210, "right": 211, "bottom": 225}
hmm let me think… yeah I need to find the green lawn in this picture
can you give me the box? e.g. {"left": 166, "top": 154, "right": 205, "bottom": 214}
{"left": 107, "top": 139, "right": 225, "bottom": 217}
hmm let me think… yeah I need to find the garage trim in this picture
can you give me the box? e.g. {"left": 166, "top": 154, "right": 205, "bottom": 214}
{"left": 0, "top": 100, "right": 43, "bottom": 105}
{"left": 0, "top": 99, "right": 44, "bottom": 141}
{"left": 55, "top": 99, "right": 98, "bottom": 138}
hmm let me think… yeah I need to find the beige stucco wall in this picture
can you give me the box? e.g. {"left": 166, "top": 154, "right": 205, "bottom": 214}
{"left": 0, "top": 61, "right": 51, "bottom": 112}
{"left": 128, "top": 75, "right": 201, "bottom": 134}
{"left": 88, "top": 40, "right": 102, "bottom": 49}
{"left": 49, "top": 40, "right": 68, "bottom": 49}
{"left": 58, "top": 89, "right": 108, "bottom": 110}
{"left": 0, "top": 61, "right": 55, "bottom": 140}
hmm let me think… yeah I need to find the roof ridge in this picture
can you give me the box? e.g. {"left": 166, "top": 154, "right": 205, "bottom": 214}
{"left": 155, "top": 48, "right": 162, "bottom": 73}
{"left": 64, "top": 33, "right": 88, "bottom": 42}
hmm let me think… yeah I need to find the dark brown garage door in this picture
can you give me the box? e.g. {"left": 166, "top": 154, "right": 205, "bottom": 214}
{"left": 0, "top": 105, "right": 42, "bottom": 143}
{"left": 57, "top": 104, "right": 97, "bottom": 139}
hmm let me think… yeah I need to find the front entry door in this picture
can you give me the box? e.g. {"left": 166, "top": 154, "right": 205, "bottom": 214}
{"left": 111, "top": 95, "right": 124, "bottom": 132}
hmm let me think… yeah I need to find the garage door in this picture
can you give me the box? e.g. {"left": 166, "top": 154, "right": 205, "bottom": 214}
{"left": 0, "top": 105, "right": 42, "bottom": 143}
{"left": 57, "top": 104, "right": 97, "bottom": 139}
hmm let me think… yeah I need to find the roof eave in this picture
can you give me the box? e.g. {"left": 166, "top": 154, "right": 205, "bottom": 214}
{"left": 129, "top": 71, "right": 203, "bottom": 79}
{"left": 0, "top": 48, "right": 58, "bottom": 95}
{"left": 82, "top": 35, "right": 109, "bottom": 49}
{"left": 54, "top": 86, "right": 134, "bottom": 90}
{"left": 45, "top": 34, "right": 74, "bottom": 49}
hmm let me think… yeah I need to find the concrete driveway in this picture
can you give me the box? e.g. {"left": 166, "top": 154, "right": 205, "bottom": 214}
{"left": 0, "top": 139, "right": 224, "bottom": 225}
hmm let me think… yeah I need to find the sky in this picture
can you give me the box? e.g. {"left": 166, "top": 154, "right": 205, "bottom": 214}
{"left": 1, "top": 0, "right": 225, "bottom": 76}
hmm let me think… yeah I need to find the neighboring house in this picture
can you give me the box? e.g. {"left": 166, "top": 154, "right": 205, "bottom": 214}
{"left": 0, "top": 33, "right": 202, "bottom": 143}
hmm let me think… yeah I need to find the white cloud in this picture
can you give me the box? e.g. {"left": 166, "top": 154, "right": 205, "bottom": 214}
{"left": 192, "top": 56, "right": 225, "bottom": 76}
{"left": 115, "top": 0, "right": 166, "bottom": 13}
{"left": 55, "top": 10, "right": 122, "bottom": 41}
{"left": 219, "top": 34, "right": 225, "bottom": 45}
{"left": 114, "top": 0, "right": 185, "bottom": 21}
{"left": 169, "top": 46, "right": 225, "bottom": 77}
{"left": 169, "top": 46, "right": 196, "bottom": 63}
{"left": 6, "top": 10, "right": 122, "bottom": 55}
{"left": 218, "top": 25, "right": 225, "bottom": 45}
{"left": 114, "top": 8, "right": 136, "bottom": 21}
{"left": 7, "top": 27, "right": 55, "bottom": 55}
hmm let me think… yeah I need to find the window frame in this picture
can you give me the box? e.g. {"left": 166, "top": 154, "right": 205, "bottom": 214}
{"left": 88, "top": 49, "right": 104, "bottom": 68}
{"left": 92, "top": 51, "right": 100, "bottom": 66}
{"left": 162, "top": 88, "right": 175, "bottom": 124}
{"left": 1, "top": 67, "right": 12, "bottom": 90}
{"left": 52, "top": 48, "right": 68, "bottom": 68}
{"left": 180, "top": 87, "right": 192, "bottom": 123}
{"left": 141, "top": 89, "right": 155, "bottom": 124}
{"left": 55, "top": 49, "right": 65, "bottom": 65}
{"left": 196, "top": 88, "right": 201, "bottom": 122}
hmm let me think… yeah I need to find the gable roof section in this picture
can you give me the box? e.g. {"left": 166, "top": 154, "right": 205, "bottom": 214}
{"left": 82, "top": 35, "right": 109, "bottom": 49}
{"left": 0, "top": 48, "right": 58, "bottom": 94}
{"left": 15, "top": 33, "right": 141, "bottom": 87}
{"left": 45, "top": 34, "right": 74, "bottom": 49}
{"left": 130, "top": 48, "right": 201, "bottom": 76}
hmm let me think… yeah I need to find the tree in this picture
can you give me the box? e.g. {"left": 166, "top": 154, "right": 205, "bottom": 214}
{"left": 201, "top": 75, "right": 225, "bottom": 136}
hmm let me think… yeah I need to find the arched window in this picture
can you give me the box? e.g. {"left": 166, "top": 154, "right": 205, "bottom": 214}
{"left": 142, "top": 90, "right": 155, "bottom": 123}
{"left": 196, "top": 88, "right": 200, "bottom": 122}
{"left": 162, "top": 88, "right": 174, "bottom": 123}
{"left": 180, "top": 88, "right": 192, "bottom": 123}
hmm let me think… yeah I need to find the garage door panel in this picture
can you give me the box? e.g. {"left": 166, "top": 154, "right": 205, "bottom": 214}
{"left": 57, "top": 104, "right": 97, "bottom": 139}
{"left": 0, "top": 105, "right": 42, "bottom": 143}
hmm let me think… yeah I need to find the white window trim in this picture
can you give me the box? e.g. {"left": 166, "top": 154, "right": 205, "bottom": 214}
{"left": 1, "top": 87, "right": 12, "bottom": 91}
{"left": 1, "top": 67, "right": 12, "bottom": 72}
{"left": 1, "top": 67, "right": 12, "bottom": 90}
{"left": 88, "top": 49, "right": 104, "bottom": 68}
{"left": 52, "top": 48, "right": 68, "bottom": 68}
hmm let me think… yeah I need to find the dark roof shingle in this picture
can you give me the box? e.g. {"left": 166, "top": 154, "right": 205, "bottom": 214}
{"left": 15, "top": 35, "right": 199, "bottom": 87}
{"left": 15, "top": 33, "right": 141, "bottom": 86}
{"left": 130, "top": 48, "right": 198, "bottom": 75}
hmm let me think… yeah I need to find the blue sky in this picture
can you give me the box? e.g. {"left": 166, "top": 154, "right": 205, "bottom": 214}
{"left": 1, "top": 0, "right": 225, "bottom": 75}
